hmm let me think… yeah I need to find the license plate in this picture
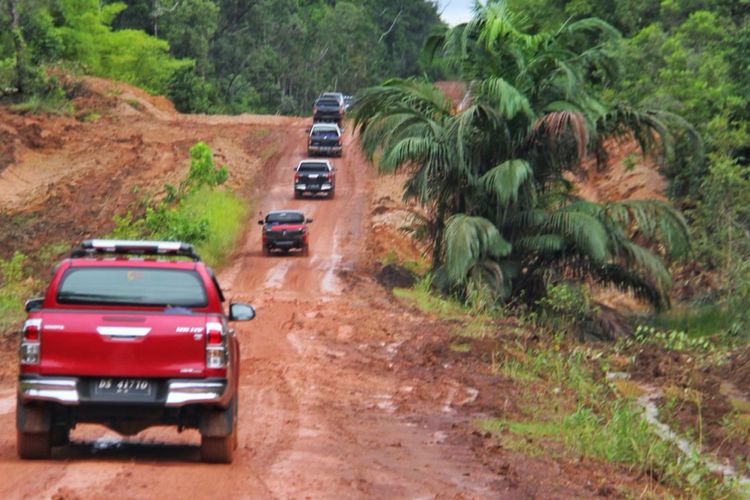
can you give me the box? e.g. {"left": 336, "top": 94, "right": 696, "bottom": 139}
{"left": 308, "top": 184, "right": 320, "bottom": 190}
{"left": 93, "top": 378, "right": 153, "bottom": 397}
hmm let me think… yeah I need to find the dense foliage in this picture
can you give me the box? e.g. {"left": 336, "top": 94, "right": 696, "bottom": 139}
{"left": 355, "top": 0, "right": 750, "bottom": 334}
{"left": 499, "top": 1, "right": 750, "bottom": 331}
{"left": 353, "top": 4, "right": 690, "bottom": 311}
{"left": 0, "top": 0, "right": 444, "bottom": 114}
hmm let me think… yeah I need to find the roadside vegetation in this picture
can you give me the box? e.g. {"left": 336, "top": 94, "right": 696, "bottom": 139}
{"left": 362, "top": 0, "right": 750, "bottom": 495}
{"left": 355, "top": 0, "right": 750, "bottom": 341}
{"left": 0, "top": 140, "right": 244, "bottom": 340}
{"left": 109, "top": 141, "right": 246, "bottom": 267}
{"left": 394, "top": 286, "right": 745, "bottom": 497}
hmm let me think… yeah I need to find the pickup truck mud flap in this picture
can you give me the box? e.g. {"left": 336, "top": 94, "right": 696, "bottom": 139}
{"left": 16, "top": 400, "right": 51, "bottom": 434}
{"left": 199, "top": 396, "right": 235, "bottom": 437}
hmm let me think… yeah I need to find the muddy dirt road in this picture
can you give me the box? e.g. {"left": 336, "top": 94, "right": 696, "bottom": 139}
{"left": 0, "top": 120, "right": 504, "bottom": 499}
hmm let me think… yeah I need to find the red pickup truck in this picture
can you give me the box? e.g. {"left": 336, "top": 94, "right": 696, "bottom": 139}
{"left": 16, "top": 240, "right": 255, "bottom": 463}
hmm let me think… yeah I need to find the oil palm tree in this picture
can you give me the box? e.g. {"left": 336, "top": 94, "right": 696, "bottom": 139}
{"left": 351, "top": 0, "right": 689, "bottom": 309}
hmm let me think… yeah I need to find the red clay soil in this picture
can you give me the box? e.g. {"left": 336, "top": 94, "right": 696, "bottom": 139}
{"left": 0, "top": 77, "right": 675, "bottom": 498}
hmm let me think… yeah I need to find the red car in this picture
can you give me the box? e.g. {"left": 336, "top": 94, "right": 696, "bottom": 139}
{"left": 16, "top": 240, "right": 255, "bottom": 463}
{"left": 258, "top": 210, "right": 313, "bottom": 256}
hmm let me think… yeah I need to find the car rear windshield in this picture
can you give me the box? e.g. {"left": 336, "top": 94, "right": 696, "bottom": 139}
{"left": 298, "top": 163, "right": 329, "bottom": 172}
{"left": 57, "top": 267, "right": 207, "bottom": 307}
{"left": 311, "top": 128, "right": 339, "bottom": 137}
{"left": 316, "top": 99, "right": 339, "bottom": 107}
{"left": 266, "top": 212, "right": 305, "bottom": 224}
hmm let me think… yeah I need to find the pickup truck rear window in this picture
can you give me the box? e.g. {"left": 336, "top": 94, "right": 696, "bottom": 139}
{"left": 298, "top": 163, "right": 329, "bottom": 172}
{"left": 266, "top": 212, "right": 305, "bottom": 224}
{"left": 57, "top": 267, "right": 208, "bottom": 307}
{"left": 316, "top": 99, "right": 340, "bottom": 107}
{"left": 311, "top": 129, "right": 339, "bottom": 138}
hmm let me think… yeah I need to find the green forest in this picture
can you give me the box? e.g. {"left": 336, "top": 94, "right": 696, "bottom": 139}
{"left": 0, "top": 0, "right": 443, "bottom": 113}
{"left": 352, "top": 0, "right": 750, "bottom": 342}
{"left": 1, "top": 0, "right": 749, "bottom": 336}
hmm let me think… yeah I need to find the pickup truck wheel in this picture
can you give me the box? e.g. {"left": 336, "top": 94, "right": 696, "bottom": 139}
{"left": 301, "top": 244, "right": 310, "bottom": 257}
{"left": 17, "top": 430, "right": 51, "bottom": 459}
{"left": 200, "top": 401, "right": 237, "bottom": 463}
{"left": 262, "top": 246, "right": 270, "bottom": 257}
{"left": 200, "top": 433, "right": 234, "bottom": 463}
{"left": 294, "top": 190, "right": 301, "bottom": 199}
{"left": 328, "top": 190, "right": 335, "bottom": 199}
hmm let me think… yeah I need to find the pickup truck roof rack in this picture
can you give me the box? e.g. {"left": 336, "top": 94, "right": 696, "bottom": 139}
{"left": 70, "top": 239, "right": 202, "bottom": 261}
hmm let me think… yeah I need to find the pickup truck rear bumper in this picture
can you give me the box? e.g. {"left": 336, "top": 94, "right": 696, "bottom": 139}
{"left": 307, "top": 145, "right": 342, "bottom": 156}
{"left": 18, "top": 375, "right": 228, "bottom": 407}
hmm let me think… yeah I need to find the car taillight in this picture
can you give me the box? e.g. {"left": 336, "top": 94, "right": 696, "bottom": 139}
{"left": 205, "top": 321, "right": 226, "bottom": 369}
{"left": 20, "top": 318, "right": 42, "bottom": 365}
{"left": 326, "top": 173, "right": 333, "bottom": 182}
{"left": 295, "top": 173, "right": 301, "bottom": 182}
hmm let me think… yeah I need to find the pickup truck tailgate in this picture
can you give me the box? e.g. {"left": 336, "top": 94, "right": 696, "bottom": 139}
{"left": 37, "top": 311, "right": 209, "bottom": 378}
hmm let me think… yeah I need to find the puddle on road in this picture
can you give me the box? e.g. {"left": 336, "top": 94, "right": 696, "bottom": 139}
{"left": 321, "top": 232, "right": 343, "bottom": 295}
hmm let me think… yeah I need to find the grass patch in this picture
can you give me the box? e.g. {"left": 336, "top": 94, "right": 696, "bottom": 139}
{"left": 495, "top": 358, "right": 539, "bottom": 382}
{"left": 452, "top": 317, "right": 493, "bottom": 338}
{"left": 0, "top": 252, "right": 36, "bottom": 334}
{"left": 477, "top": 418, "right": 561, "bottom": 457}
{"left": 610, "top": 378, "right": 647, "bottom": 398}
{"left": 9, "top": 93, "right": 73, "bottom": 115}
{"left": 126, "top": 99, "right": 143, "bottom": 111}
{"left": 178, "top": 188, "right": 247, "bottom": 267}
{"left": 380, "top": 249, "right": 430, "bottom": 275}
{"left": 77, "top": 110, "right": 101, "bottom": 122}
{"left": 482, "top": 346, "right": 743, "bottom": 497}
{"left": 393, "top": 286, "right": 467, "bottom": 320}
{"left": 449, "top": 342, "right": 471, "bottom": 353}
{"left": 108, "top": 141, "right": 249, "bottom": 268}
{"left": 651, "top": 304, "right": 728, "bottom": 338}
{"left": 109, "top": 187, "right": 247, "bottom": 268}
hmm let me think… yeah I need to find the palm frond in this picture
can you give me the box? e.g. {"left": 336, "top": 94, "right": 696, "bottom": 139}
{"left": 514, "top": 234, "right": 565, "bottom": 254}
{"left": 592, "top": 263, "right": 668, "bottom": 310}
{"left": 606, "top": 200, "right": 690, "bottom": 259}
{"left": 480, "top": 159, "right": 533, "bottom": 206}
{"left": 547, "top": 208, "right": 609, "bottom": 262}
{"left": 443, "top": 214, "right": 512, "bottom": 284}
{"left": 476, "top": 77, "right": 533, "bottom": 121}
{"left": 532, "top": 110, "right": 589, "bottom": 161}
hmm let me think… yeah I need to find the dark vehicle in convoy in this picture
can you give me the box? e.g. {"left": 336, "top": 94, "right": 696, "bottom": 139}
{"left": 313, "top": 93, "right": 345, "bottom": 124}
{"left": 343, "top": 95, "right": 354, "bottom": 111}
{"left": 307, "top": 123, "right": 342, "bottom": 157}
{"left": 294, "top": 160, "right": 336, "bottom": 199}
{"left": 16, "top": 240, "right": 256, "bottom": 463}
{"left": 258, "top": 210, "right": 313, "bottom": 256}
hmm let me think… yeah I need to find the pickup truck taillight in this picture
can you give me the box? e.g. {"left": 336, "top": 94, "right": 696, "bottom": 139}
{"left": 20, "top": 318, "right": 42, "bottom": 365}
{"left": 205, "top": 321, "right": 226, "bottom": 370}
{"left": 325, "top": 173, "right": 333, "bottom": 182}
{"left": 295, "top": 173, "right": 301, "bottom": 182}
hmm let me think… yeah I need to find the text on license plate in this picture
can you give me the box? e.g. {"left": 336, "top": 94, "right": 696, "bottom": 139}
{"left": 94, "top": 378, "right": 152, "bottom": 395}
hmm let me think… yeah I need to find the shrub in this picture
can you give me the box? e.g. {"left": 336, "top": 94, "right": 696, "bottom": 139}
{"left": 536, "top": 282, "right": 598, "bottom": 337}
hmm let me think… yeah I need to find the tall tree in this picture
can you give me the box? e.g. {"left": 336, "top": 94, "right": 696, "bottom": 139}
{"left": 353, "top": 1, "right": 690, "bottom": 309}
